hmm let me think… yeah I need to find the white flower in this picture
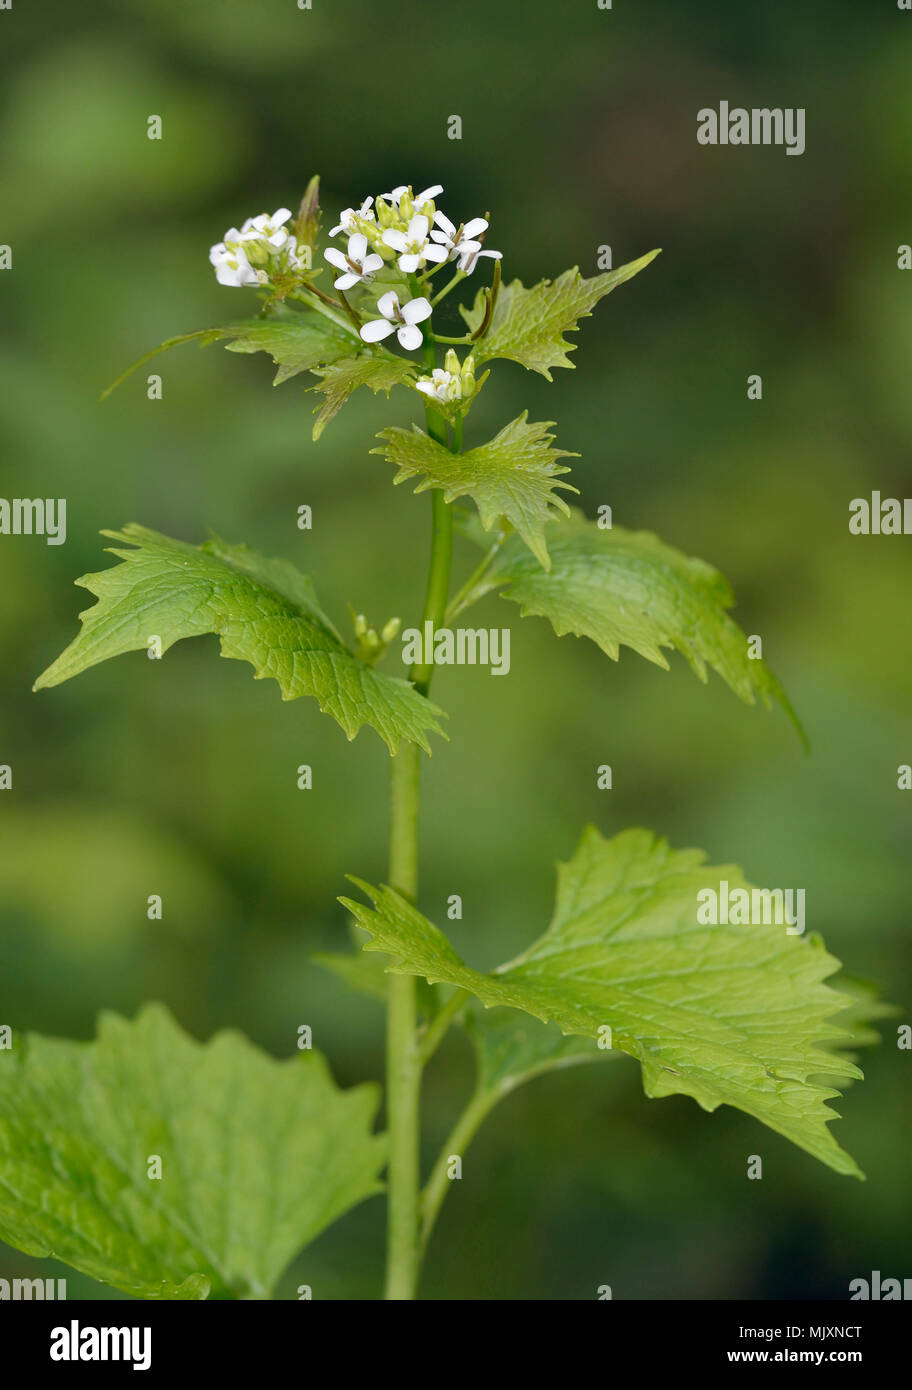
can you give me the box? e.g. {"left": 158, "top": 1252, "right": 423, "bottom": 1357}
{"left": 455, "top": 240, "right": 502, "bottom": 274}
{"left": 324, "top": 232, "right": 383, "bottom": 290}
{"left": 239, "top": 207, "right": 293, "bottom": 247}
{"left": 209, "top": 238, "right": 263, "bottom": 287}
{"left": 430, "top": 212, "right": 489, "bottom": 256}
{"left": 381, "top": 183, "right": 443, "bottom": 210}
{"left": 381, "top": 214, "right": 448, "bottom": 273}
{"left": 430, "top": 212, "right": 501, "bottom": 273}
{"left": 285, "top": 235, "right": 312, "bottom": 273}
{"left": 329, "top": 197, "right": 375, "bottom": 238}
{"left": 415, "top": 368, "right": 458, "bottom": 404}
{"left": 415, "top": 350, "right": 477, "bottom": 405}
{"left": 360, "top": 291, "right": 432, "bottom": 351}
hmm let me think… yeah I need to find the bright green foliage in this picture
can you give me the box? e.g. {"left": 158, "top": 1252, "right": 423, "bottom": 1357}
{"left": 459, "top": 253, "right": 661, "bottom": 378}
{"left": 100, "top": 309, "right": 359, "bottom": 399}
{"left": 460, "top": 513, "right": 801, "bottom": 733}
{"left": 33, "top": 526, "right": 445, "bottom": 753}
{"left": 309, "top": 354, "right": 419, "bottom": 439}
{"left": 218, "top": 313, "right": 357, "bottom": 384}
{"left": 314, "top": 948, "right": 440, "bottom": 1018}
{"left": 825, "top": 979, "right": 897, "bottom": 1060}
{"left": 466, "top": 1010, "right": 615, "bottom": 1099}
{"left": 0, "top": 1005, "right": 386, "bottom": 1300}
{"left": 373, "top": 414, "right": 577, "bottom": 568}
{"left": 342, "top": 826, "right": 863, "bottom": 1178}
{"left": 313, "top": 951, "right": 392, "bottom": 1004}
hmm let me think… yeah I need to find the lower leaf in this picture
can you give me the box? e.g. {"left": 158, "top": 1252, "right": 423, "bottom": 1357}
{"left": 342, "top": 826, "right": 868, "bottom": 1178}
{"left": 0, "top": 1005, "right": 387, "bottom": 1299}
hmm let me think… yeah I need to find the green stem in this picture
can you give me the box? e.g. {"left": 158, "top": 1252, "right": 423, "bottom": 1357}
{"left": 445, "top": 532, "right": 505, "bottom": 624}
{"left": 419, "top": 1085, "right": 500, "bottom": 1255}
{"left": 416, "top": 988, "right": 471, "bottom": 1068}
{"left": 291, "top": 283, "right": 361, "bottom": 338}
{"left": 385, "top": 749, "right": 420, "bottom": 1300}
{"left": 431, "top": 270, "right": 466, "bottom": 308}
{"left": 384, "top": 330, "right": 455, "bottom": 1301}
{"left": 430, "top": 332, "right": 473, "bottom": 345}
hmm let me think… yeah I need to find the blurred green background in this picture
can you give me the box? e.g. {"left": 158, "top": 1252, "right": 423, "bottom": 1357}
{"left": 1, "top": 0, "right": 909, "bottom": 1300}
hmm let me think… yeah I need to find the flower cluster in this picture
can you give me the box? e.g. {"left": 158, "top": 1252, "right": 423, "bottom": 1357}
{"left": 330, "top": 182, "right": 500, "bottom": 280}
{"left": 415, "top": 349, "right": 477, "bottom": 406}
{"left": 209, "top": 207, "right": 311, "bottom": 288}
{"left": 325, "top": 181, "right": 501, "bottom": 357}
{"left": 208, "top": 183, "right": 501, "bottom": 418}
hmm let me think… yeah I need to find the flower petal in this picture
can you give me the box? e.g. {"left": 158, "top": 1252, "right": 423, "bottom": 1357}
{"left": 397, "top": 324, "right": 423, "bottom": 351}
{"left": 408, "top": 214, "right": 430, "bottom": 242}
{"left": 348, "top": 232, "right": 368, "bottom": 261}
{"left": 382, "top": 229, "right": 409, "bottom": 252}
{"left": 377, "top": 291, "right": 399, "bottom": 319}
{"left": 433, "top": 211, "right": 456, "bottom": 238}
{"left": 463, "top": 218, "right": 488, "bottom": 239}
{"left": 398, "top": 253, "right": 421, "bottom": 273}
{"left": 360, "top": 319, "right": 395, "bottom": 343}
{"left": 423, "top": 244, "right": 448, "bottom": 263}
{"left": 401, "top": 296, "right": 432, "bottom": 325}
{"left": 324, "top": 248, "right": 348, "bottom": 270}
{"left": 416, "top": 185, "right": 443, "bottom": 203}
{"left": 334, "top": 272, "right": 360, "bottom": 290}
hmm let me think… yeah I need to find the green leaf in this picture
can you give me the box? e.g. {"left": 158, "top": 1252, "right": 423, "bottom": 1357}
{"left": 466, "top": 1010, "right": 616, "bottom": 1099}
{"left": 101, "top": 308, "right": 359, "bottom": 399}
{"left": 33, "top": 526, "right": 446, "bottom": 754}
{"left": 341, "top": 826, "right": 863, "bottom": 1178}
{"left": 313, "top": 951, "right": 391, "bottom": 1004}
{"left": 373, "top": 413, "right": 577, "bottom": 569}
{"left": 0, "top": 1004, "right": 386, "bottom": 1300}
{"left": 313, "top": 949, "right": 440, "bottom": 1018}
{"left": 462, "top": 513, "right": 802, "bottom": 735}
{"left": 459, "top": 253, "right": 660, "bottom": 378}
{"left": 309, "top": 353, "right": 418, "bottom": 440}
{"left": 221, "top": 313, "right": 356, "bottom": 384}
{"left": 825, "top": 978, "right": 895, "bottom": 1061}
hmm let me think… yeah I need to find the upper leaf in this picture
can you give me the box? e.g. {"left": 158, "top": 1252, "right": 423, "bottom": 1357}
{"left": 309, "top": 354, "right": 419, "bottom": 440}
{"left": 373, "top": 413, "right": 577, "bottom": 569}
{"left": 341, "top": 826, "right": 864, "bottom": 1177}
{"left": 101, "top": 307, "right": 359, "bottom": 399}
{"left": 33, "top": 526, "right": 445, "bottom": 754}
{"left": 462, "top": 513, "right": 802, "bottom": 735}
{"left": 459, "top": 253, "right": 660, "bottom": 378}
{"left": 0, "top": 1004, "right": 386, "bottom": 1299}
{"left": 220, "top": 313, "right": 357, "bottom": 384}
